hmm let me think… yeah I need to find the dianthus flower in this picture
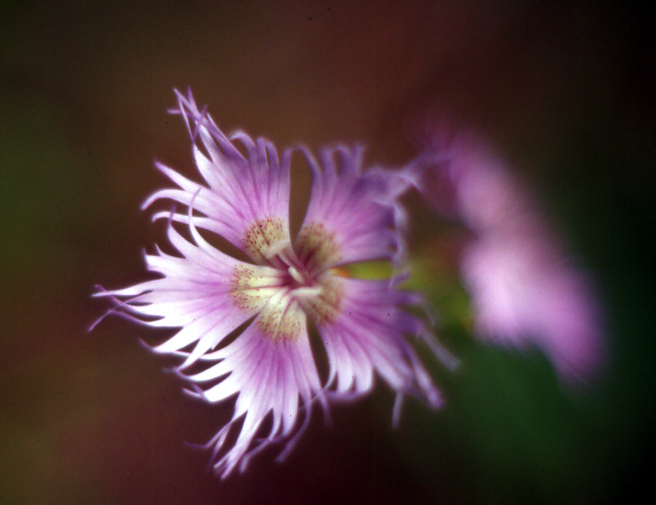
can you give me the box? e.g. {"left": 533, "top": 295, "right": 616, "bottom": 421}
{"left": 413, "top": 126, "right": 605, "bottom": 385}
{"left": 93, "top": 89, "right": 450, "bottom": 478}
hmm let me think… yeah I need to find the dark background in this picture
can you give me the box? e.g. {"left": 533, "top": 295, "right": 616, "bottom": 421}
{"left": 1, "top": 1, "right": 653, "bottom": 503}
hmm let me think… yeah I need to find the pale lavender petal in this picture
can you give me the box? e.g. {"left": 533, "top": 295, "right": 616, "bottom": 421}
{"left": 180, "top": 314, "right": 323, "bottom": 479}
{"left": 313, "top": 277, "right": 444, "bottom": 409}
{"left": 295, "top": 145, "right": 414, "bottom": 268}
{"left": 145, "top": 88, "right": 294, "bottom": 262}
{"left": 93, "top": 217, "right": 286, "bottom": 368}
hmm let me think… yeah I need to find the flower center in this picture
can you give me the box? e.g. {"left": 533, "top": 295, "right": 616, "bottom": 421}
{"left": 231, "top": 218, "right": 345, "bottom": 341}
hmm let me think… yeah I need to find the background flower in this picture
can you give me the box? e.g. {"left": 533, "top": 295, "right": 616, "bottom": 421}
{"left": 417, "top": 130, "right": 606, "bottom": 385}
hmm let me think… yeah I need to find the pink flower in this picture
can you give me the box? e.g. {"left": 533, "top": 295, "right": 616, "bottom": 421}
{"left": 416, "top": 129, "right": 605, "bottom": 385}
{"left": 93, "top": 90, "right": 450, "bottom": 478}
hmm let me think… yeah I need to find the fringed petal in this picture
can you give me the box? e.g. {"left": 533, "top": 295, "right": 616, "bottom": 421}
{"left": 151, "top": 88, "right": 294, "bottom": 262}
{"left": 313, "top": 277, "right": 445, "bottom": 417}
{"left": 179, "top": 317, "right": 323, "bottom": 479}
{"left": 295, "top": 145, "right": 414, "bottom": 269}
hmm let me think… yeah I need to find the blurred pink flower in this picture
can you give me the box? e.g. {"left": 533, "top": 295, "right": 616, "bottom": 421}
{"left": 415, "top": 128, "right": 605, "bottom": 385}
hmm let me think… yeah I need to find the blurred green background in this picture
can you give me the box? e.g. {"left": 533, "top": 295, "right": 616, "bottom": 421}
{"left": 1, "top": 1, "right": 653, "bottom": 503}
